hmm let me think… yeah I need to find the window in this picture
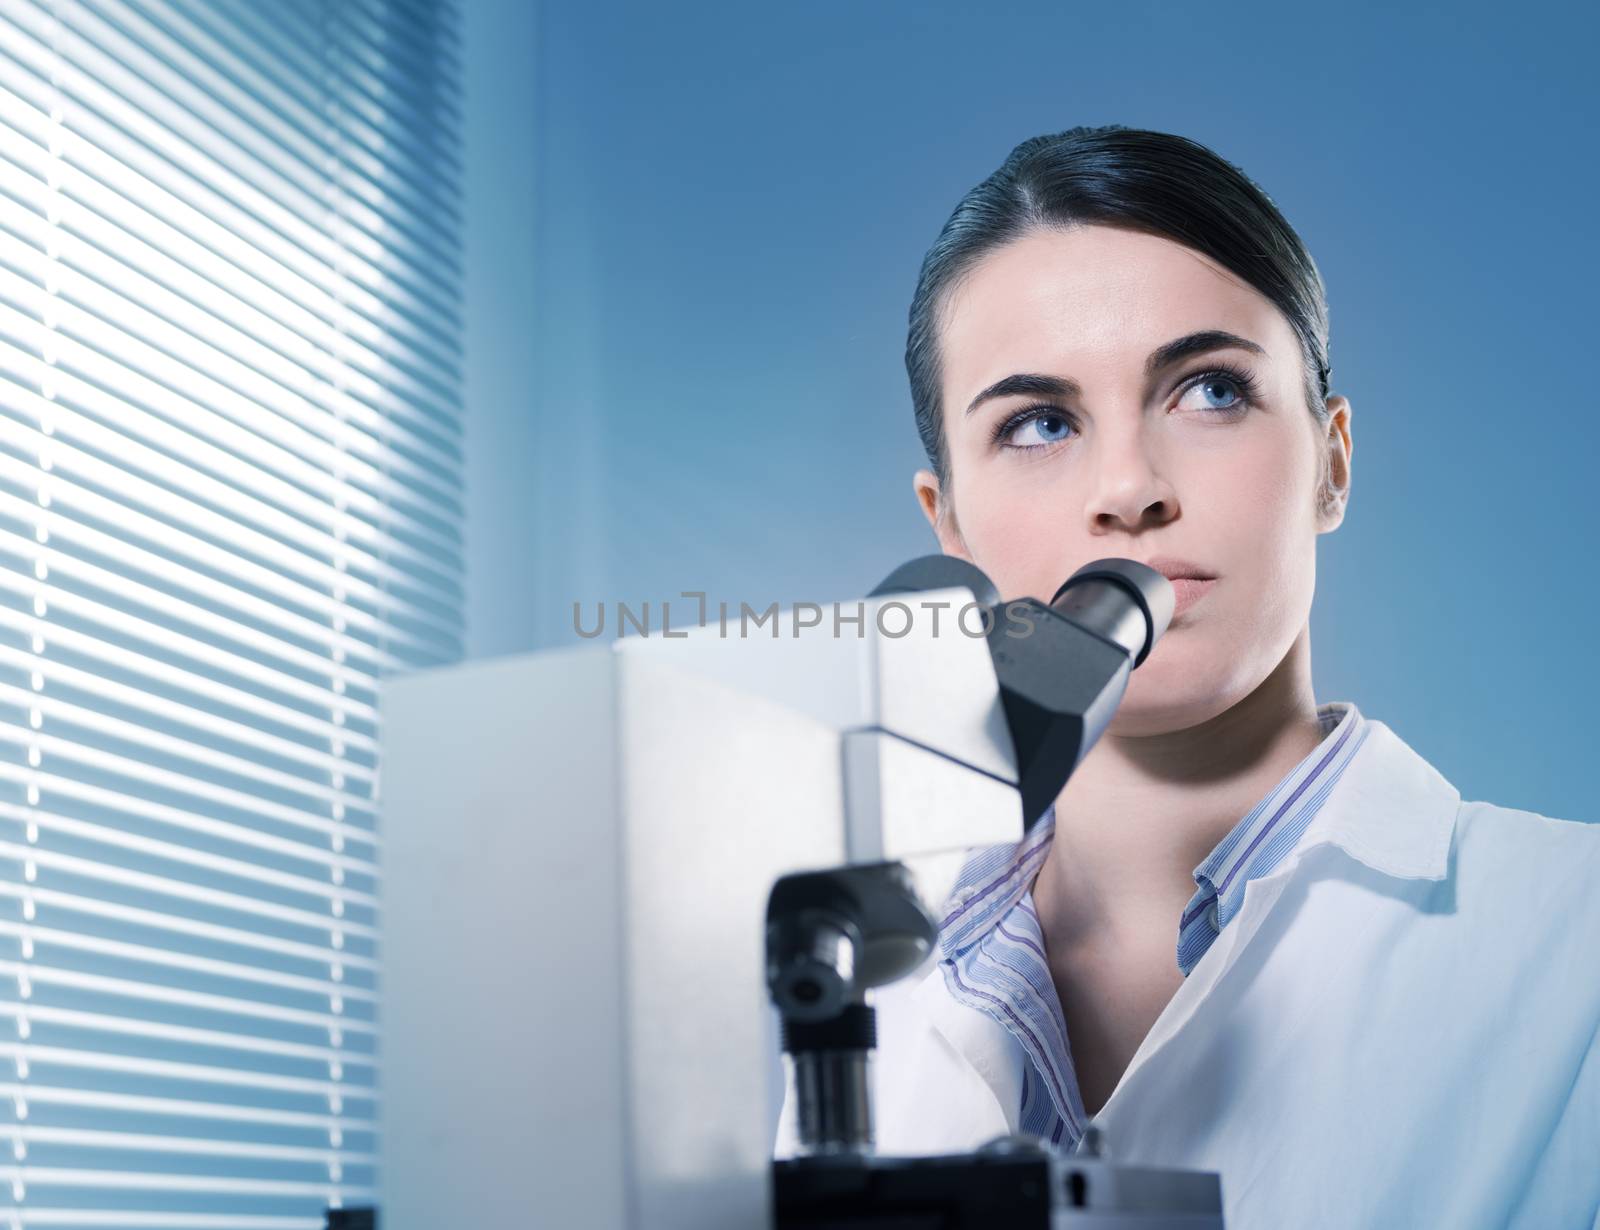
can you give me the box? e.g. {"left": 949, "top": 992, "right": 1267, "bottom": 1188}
{"left": 0, "top": 0, "right": 462, "bottom": 1223}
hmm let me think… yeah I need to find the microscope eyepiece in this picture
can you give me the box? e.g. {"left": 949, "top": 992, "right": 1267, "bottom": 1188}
{"left": 1049, "top": 558, "right": 1174, "bottom": 669}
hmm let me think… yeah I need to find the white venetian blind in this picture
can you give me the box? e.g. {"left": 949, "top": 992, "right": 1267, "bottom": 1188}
{"left": 0, "top": 0, "right": 463, "bottom": 1224}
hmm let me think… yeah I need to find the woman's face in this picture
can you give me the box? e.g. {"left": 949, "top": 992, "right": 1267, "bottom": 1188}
{"left": 915, "top": 224, "right": 1352, "bottom": 736}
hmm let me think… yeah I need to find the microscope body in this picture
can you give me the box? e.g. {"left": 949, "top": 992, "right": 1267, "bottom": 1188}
{"left": 379, "top": 586, "right": 1023, "bottom": 1229}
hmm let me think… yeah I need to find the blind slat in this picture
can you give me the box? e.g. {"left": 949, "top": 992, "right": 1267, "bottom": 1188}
{"left": 0, "top": 883, "right": 373, "bottom": 970}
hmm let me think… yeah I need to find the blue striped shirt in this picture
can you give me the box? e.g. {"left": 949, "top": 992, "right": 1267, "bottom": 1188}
{"left": 935, "top": 701, "right": 1371, "bottom": 1149}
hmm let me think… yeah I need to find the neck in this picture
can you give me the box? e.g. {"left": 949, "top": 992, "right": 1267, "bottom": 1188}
{"left": 1032, "top": 624, "right": 1325, "bottom": 954}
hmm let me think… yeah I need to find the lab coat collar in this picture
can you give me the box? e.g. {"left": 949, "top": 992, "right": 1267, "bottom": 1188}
{"left": 1292, "top": 716, "right": 1459, "bottom": 883}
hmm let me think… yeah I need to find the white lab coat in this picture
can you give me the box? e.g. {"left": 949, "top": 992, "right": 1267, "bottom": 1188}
{"left": 776, "top": 718, "right": 1600, "bottom": 1228}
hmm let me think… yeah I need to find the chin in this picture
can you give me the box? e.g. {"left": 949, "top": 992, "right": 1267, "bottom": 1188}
{"left": 1103, "top": 655, "right": 1235, "bottom": 736}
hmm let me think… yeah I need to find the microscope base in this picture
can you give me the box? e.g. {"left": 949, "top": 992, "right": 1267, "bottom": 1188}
{"left": 774, "top": 1149, "right": 1223, "bottom": 1228}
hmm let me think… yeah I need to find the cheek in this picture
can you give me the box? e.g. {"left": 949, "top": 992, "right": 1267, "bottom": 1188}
{"left": 1212, "top": 428, "right": 1317, "bottom": 566}
{"left": 948, "top": 470, "right": 1071, "bottom": 602}
{"left": 1199, "top": 431, "right": 1321, "bottom": 648}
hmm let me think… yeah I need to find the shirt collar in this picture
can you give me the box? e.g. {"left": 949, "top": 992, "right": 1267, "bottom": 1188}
{"left": 938, "top": 814, "right": 1053, "bottom": 959}
{"left": 1188, "top": 701, "right": 1360, "bottom": 899}
{"left": 1173, "top": 702, "right": 1369, "bottom": 973}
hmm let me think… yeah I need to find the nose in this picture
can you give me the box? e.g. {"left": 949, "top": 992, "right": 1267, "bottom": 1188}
{"left": 1084, "top": 427, "right": 1179, "bottom": 535}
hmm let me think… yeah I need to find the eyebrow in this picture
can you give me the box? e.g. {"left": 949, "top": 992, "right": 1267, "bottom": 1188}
{"left": 963, "top": 329, "right": 1268, "bottom": 418}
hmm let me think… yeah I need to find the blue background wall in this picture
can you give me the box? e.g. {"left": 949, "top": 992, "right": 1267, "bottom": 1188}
{"left": 461, "top": 0, "right": 1598, "bottom": 823}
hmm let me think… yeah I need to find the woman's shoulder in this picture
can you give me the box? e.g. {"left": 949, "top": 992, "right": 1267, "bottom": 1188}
{"left": 1454, "top": 796, "right": 1600, "bottom": 848}
{"left": 1450, "top": 797, "right": 1600, "bottom": 911}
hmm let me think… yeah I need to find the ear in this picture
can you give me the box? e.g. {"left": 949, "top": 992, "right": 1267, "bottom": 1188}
{"left": 913, "top": 468, "right": 972, "bottom": 560}
{"left": 1315, "top": 395, "right": 1353, "bottom": 533}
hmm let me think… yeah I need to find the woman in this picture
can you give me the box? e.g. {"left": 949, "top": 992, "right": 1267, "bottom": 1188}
{"left": 779, "top": 126, "right": 1600, "bottom": 1228}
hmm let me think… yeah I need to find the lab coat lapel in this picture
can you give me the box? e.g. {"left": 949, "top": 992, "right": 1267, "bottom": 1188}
{"left": 899, "top": 961, "right": 1021, "bottom": 1142}
{"left": 1096, "top": 717, "right": 1460, "bottom": 1123}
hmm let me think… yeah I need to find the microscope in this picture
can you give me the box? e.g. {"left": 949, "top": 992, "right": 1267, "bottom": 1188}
{"left": 372, "top": 556, "right": 1225, "bottom": 1228}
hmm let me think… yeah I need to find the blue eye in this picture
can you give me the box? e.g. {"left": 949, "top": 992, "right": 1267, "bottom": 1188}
{"left": 1176, "top": 364, "right": 1262, "bottom": 415}
{"left": 1000, "top": 407, "right": 1074, "bottom": 450}
{"left": 1180, "top": 374, "right": 1246, "bottom": 412}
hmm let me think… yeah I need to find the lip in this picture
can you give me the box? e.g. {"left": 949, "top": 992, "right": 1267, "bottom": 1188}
{"left": 1139, "top": 555, "right": 1218, "bottom": 583}
{"left": 1134, "top": 556, "right": 1219, "bottom": 622}
{"left": 1168, "top": 576, "right": 1217, "bottom": 620}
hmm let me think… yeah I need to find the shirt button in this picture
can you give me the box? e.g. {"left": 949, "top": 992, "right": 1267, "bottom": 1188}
{"left": 1206, "top": 902, "right": 1219, "bottom": 928}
